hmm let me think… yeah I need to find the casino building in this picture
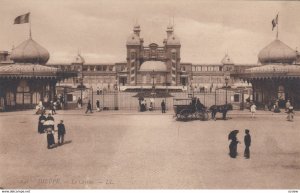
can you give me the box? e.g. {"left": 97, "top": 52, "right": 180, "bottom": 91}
{"left": 48, "top": 24, "right": 256, "bottom": 93}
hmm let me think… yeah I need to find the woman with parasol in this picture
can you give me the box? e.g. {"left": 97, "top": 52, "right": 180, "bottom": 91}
{"left": 228, "top": 130, "right": 240, "bottom": 158}
{"left": 43, "top": 113, "right": 56, "bottom": 149}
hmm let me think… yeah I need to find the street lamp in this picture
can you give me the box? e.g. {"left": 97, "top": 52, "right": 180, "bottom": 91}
{"left": 80, "top": 77, "right": 83, "bottom": 101}
{"left": 114, "top": 79, "right": 118, "bottom": 110}
{"left": 151, "top": 69, "right": 155, "bottom": 90}
{"left": 225, "top": 77, "right": 229, "bottom": 104}
{"left": 190, "top": 80, "right": 194, "bottom": 98}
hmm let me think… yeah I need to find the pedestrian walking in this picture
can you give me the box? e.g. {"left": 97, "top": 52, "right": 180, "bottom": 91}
{"left": 85, "top": 100, "right": 93, "bottom": 113}
{"left": 96, "top": 100, "right": 101, "bottom": 112}
{"left": 51, "top": 101, "right": 56, "bottom": 115}
{"left": 38, "top": 112, "right": 46, "bottom": 133}
{"left": 57, "top": 120, "right": 66, "bottom": 145}
{"left": 285, "top": 100, "right": 291, "bottom": 111}
{"left": 161, "top": 99, "right": 166, "bottom": 113}
{"left": 228, "top": 130, "right": 240, "bottom": 158}
{"left": 287, "top": 105, "right": 294, "bottom": 121}
{"left": 244, "top": 129, "right": 251, "bottom": 159}
{"left": 46, "top": 127, "right": 55, "bottom": 149}
{"left": 250, "top": 103, "right": 257, "bottom": 118}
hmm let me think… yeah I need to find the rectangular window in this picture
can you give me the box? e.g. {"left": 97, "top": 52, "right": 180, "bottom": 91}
{"left": 16, "top": 93, "right": 23, "bottom": 104}
{"left": 234, "top": 94, "right": 240, "bottom": 102}
{"left": 24, "top": 93, "right": 31, "bottom": 104}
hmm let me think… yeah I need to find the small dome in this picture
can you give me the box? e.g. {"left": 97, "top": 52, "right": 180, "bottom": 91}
{"left": 166, "top": 34, "right": 180, "bottom": 46}
{"left": 73, "top": 54, "right": 85, "bottom": 64}
{"left": 126, "top": 33, "right": 141, "bottom": 46}
{"left": 140, "top": 61, "right": 167, "bottom": 72}
{"left": 258, "top": 39, "right": 297, "bottom": 64}
{"left": 10, "top": 38, "right": 50, "bottom": 64}
{"left": 221, "top": 54, "right": 234, "bottom": 65}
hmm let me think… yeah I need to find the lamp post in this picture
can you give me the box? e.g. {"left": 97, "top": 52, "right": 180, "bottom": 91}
{"left": 150, "top": 70, "right": 156, "bottom": 110}
{"left": 225, "top": 77, "right": 229, "bottom": 104}
{"left": 151, "top": 69, "right": 155, "bottom": 90}
{"left": 190, "top": 80, "right": 194, "bottom": 98}
{"left": 80, "top": 77, "right": 83, "bottom": 101}
{"left": 114, "top": 79, "right": 118, "bottom": 110}
{"left": 91, "top": 86, "right": 93, "bottom": 110}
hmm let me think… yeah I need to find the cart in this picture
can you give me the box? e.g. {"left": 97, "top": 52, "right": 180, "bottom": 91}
{"left": 173, "top": 98, "right": 209, "bottom": 121}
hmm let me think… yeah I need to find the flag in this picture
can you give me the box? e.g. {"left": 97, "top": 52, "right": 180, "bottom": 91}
{"left": 272, "top": 14, "right": 278, "bottom": 31}
{"left": 14, "top": 12, "right": 30, "bottom": 24}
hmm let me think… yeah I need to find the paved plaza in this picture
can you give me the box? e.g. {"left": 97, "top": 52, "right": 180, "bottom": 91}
{"left": 0, "top": 109, "right": 299, "bottom": 189}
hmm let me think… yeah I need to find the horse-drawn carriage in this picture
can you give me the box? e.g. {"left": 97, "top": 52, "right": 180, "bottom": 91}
{"left": 173, "top": 97, "right": 234, "bottom": 121}
{"left": 173, "top": 98, "right": 209, "bottom": 121}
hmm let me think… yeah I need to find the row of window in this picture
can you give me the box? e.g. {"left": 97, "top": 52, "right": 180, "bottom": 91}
{"left": 192, "top": 66, "right": 223, "bottom": 72}
{"left": 57, "top": 65, "right": 115, "bottom": 72}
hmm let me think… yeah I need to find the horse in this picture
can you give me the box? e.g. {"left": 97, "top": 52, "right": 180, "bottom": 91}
{"left": 209, "top": 103, "right": 233, "bottom": 120}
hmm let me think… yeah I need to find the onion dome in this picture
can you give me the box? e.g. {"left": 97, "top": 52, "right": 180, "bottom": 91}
{"left": 10, "top": 38, "right": 50, "bottom": 64}
{"left": 221, "top": 54, "right": 234, "bottom": 65}
{"left": 140, "top": 61, "right": 167, "bottom": 71}
{"left": 166, "top": 35, "right": 181, "bottom": 46}
{"left": 258, "top": 39, "right": 297, "bottom": 64}
{"left": 126, "top": 33, "right": 141, "bottom": 46}
{"left": 127, "top": 24, "right": 142, "bottom": 46}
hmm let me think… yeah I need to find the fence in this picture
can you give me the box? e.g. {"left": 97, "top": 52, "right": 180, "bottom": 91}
{"left": 71, "top": 89, "right": 243, "bottom": 111}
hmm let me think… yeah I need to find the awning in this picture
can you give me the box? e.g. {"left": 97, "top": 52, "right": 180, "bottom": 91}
{"left": 133, "top": 92, "right": 173, "bottom": 98}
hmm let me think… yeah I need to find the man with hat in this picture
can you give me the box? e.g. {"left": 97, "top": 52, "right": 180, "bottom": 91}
{"left": 57, "top": 120, "right": 66, "bottom": 145}
{"left": 244, "top": 129, "right": 251, "bottom": 159}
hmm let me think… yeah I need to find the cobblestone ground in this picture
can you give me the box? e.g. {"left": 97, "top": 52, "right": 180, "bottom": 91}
{"left": 0, "top": 109, "right": 299, "bottom": 189}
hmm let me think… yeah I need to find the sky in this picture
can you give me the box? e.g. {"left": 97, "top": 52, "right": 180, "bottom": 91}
{"left": 0, "top": 0, "right": 300, "bottom": 64}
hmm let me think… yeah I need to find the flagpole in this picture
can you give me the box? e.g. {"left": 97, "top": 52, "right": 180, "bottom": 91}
{"left": 276, "top": 13, "right": 279, "bottom": 39}
{"left": 29, "top": 12, "right": 32, "bottom": 39}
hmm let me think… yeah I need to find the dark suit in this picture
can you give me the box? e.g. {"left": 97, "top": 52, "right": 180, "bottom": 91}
{"left": 57, "top": 123, "right": 66, "bottom": 144}
{"left": 244, "top": 134, "right": 251, "bottom": 158}
{"left": 85, "top": 102, "right": 93, "bottom": 113}
{"left": 161, "top": 101, "right": 166, "bottom": 113}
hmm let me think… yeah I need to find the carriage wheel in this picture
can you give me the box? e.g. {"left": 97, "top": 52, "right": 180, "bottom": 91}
{"left": 195, "top": 112, "right": 201, "bottom": 120}
{"left": 180, "top": 109, "right": 190, "bottom": 121}
{"left": 202, "top": 112, "right": 209, "bottom": 121}
{"left": 198, "top": 111, "right": 209, "bottom": 121}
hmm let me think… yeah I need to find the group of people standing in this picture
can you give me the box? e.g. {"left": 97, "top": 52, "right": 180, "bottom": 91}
{"left": 228, "top": 129, "right": 251, "bottom": 159}
{"left": 138, "top": 98, "right": 167, "bottom": 113}
{"left": 38, "top": 113, "right": 66, "bottom": 149}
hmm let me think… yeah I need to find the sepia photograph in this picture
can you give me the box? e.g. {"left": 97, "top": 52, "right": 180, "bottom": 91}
{"left": 0, "top": 0, "right": 299, "bottom": 191}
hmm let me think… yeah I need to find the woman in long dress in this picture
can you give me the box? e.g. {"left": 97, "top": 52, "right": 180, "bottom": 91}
{"left": 45, "top": 127, "right": 55, "bottom": 149}
{"left": 43, "top": 113, "right": 55, "bottom": 149}
{"left": 228, "top": 130, "right": 240, "bottom": 158}
{"left": 38, "top": 113, "right": 46, "bottom": 133}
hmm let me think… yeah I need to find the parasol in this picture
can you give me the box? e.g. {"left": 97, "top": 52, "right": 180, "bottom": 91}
{"left": 228, "top": 130, "right": 239, "bottom": 140}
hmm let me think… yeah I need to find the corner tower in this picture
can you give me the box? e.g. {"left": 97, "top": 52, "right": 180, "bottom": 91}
{"left": 164, "top": 24, "right": 181, "bottom": 85}
{"left": 126, "top": 24, "right": 143, "bottom": 85}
